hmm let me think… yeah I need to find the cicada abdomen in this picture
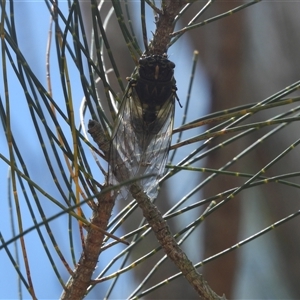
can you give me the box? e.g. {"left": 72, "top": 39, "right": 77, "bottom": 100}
{"left": 109, "top": 54, "right": 177, "bottom": 200}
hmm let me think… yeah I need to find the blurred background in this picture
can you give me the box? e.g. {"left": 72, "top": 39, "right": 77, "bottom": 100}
{"left": 1, "top": 1, "right": 300, "bottom": 299}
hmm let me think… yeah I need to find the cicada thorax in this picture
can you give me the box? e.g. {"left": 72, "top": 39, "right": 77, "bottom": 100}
{"left": 130, "top": 54, "right": 176, "bottom": 145}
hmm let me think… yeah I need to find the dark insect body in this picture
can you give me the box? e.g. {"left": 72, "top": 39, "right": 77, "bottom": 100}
{"left": 109, "top": 54, "right": 178, "bottom": 200}
{"left": 129, "top": 55, "right": 177, "bottom": 147}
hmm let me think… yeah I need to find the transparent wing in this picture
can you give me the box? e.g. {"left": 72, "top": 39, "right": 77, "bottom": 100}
{"left": 108, "top": 86, "right": 139, "bottom": 200}
{"left": 138, "top": 94, "right": 175, "bottom": 199}
{"left": 109, "top": 84, "right": 175, "bottom": 200}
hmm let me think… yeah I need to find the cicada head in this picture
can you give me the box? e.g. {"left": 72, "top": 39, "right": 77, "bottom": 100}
{"left": 138, "top": 54, "right": 175, "bottom": 83}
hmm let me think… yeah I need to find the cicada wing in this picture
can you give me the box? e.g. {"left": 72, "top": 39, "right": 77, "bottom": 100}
{"left": 108, "top": 86, "right": 143, "bottom": 200}
{"left": 109, "top": 69, "right": 176, "bottom": 200}
{"left": 138, "top": 96, "right": 175, "bottom": 199}
{"left": 109, "top": 88, "right": 175, "bottom": 200}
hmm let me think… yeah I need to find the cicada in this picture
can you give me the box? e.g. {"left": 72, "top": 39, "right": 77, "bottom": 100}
{"left": 109, "top": 54, "right": 178, "bottom": 200}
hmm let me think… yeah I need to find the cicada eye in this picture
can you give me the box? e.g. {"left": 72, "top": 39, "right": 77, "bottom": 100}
{"left": 168, "top": 61, "right": 175, "bottom": 69}
{"left": 160, "top": 61, "right": 175, "bottom": 70}
{"left": 139, "top": 57, "right": 146, "bottom": 65}
{"left": 139, "top": 56, "right": 154, "bottom": 69}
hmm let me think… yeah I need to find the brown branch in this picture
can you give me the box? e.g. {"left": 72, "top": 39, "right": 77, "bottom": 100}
{"left": 60, "top": 192, "right": 116, "bottom": 300}
{"left": 130, "top": 184, "right": 225, "bottom": 300}
{"left": 151, "top": 0, "right": 192, "bottom": 54}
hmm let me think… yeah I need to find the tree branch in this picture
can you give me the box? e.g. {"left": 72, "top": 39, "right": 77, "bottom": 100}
{"left": 151, "top": 0, "right": 188, "bottom": 53}
{"left": 60, "top": 192, "right": 115, "bottom": 300}
{"left": 130, "top": 184, "right": 225, "bottom": 300}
